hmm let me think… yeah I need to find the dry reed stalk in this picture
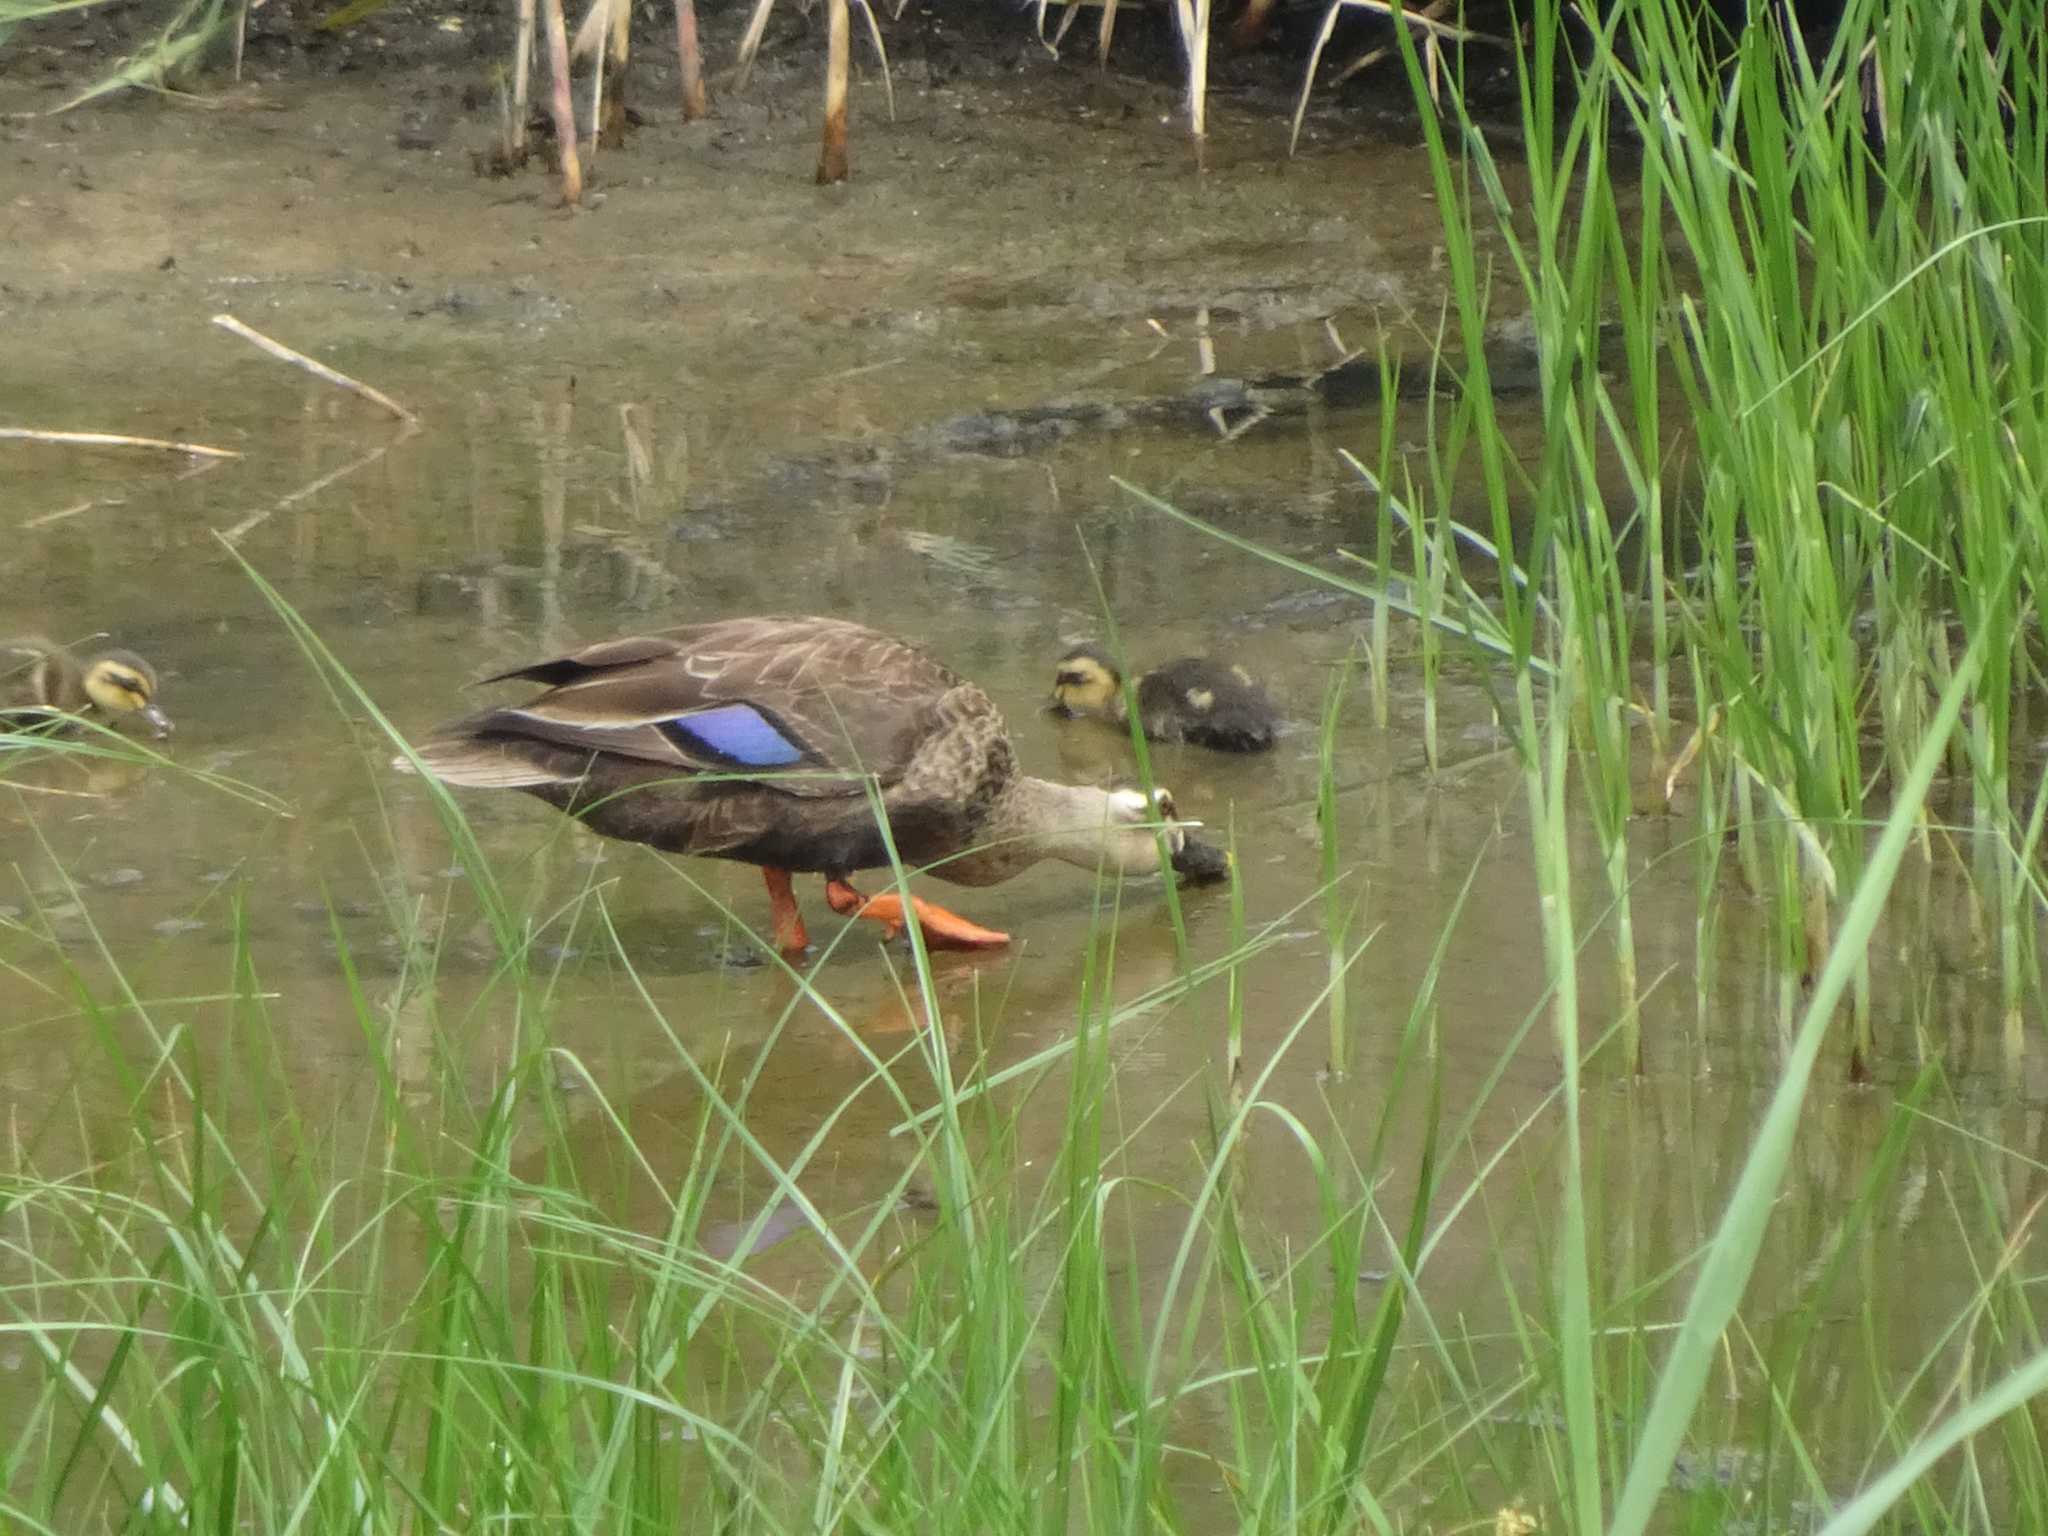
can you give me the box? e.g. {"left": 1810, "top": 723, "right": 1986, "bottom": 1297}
{"left": 21, "top": 500, "right": 100, "bottom": 529}
{"left": 572, "top": 0, "right": 630, "bottom": 148}
{"left": 732, "top": 0, "right": 776, "bottom": 90}
{"left": 1168, "top": 0, "right": 1210, "bottom": 153}
{"left": 1, "top": 781, "right": 114, "bottom": 799}
{"left": 513, "top": 0, "right": 535, "bottom": 155}
{"left": 854, "top": 0, "right": 896, "bottom": 122}
{"left": 817, "top": 0, "right": 850, "bottom": 183}
{"left": 589, "top": 26, "right": 610, "bottom": 149}
{"left": 539, "top": 0, "right": 583, "bottom": 202}
{"left": 210, "top": 315, "right": 420, "bottom": 421}
{"left": 677, "top": 0, "right": 708, "bottom": 118}
{"left": 1289, "top": 0, "right": 1471, "bottom": 154}
{"left": 1032, "top": 0, "right": 1122, "bottom": 64}
{"left": 0, "top": 428, "right": 241, "bottom": 458}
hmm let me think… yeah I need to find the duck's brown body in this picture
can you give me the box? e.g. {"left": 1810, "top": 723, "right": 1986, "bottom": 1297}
{"left": 408, "top": 617, "right": 1224, "bottom": 951}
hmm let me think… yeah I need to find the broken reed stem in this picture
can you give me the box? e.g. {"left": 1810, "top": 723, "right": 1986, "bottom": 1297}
{"left": 732, "top": 0, "right": 774, "bottom": 89}
{"left": 539, "top": 0, "right": 583, "bottom": 203}
{"left": 210, "top": 314, "right": 419, "bottom": 422}
{"left": 854, "top": 0, "right": 897, "bottom": 122}
{"left": 0, "top": 428, "right": 241, "bottom": 458}
{"left": 513, "top": 0, "right": 535, "bottom": 153}
{"left": 588, "top": 18, "right": 607, "bottom": 148}
{"left": 817, "top": 0, "right": 850, "bottom": 183}
{"left": 676, "top": 0, "right": 707, "bottom": 119}
{"left": 1170, "top": 0, "right": 1209, "bottom": 148}
{"left": 21, "top": 500, "right": 100, "bottom": 529}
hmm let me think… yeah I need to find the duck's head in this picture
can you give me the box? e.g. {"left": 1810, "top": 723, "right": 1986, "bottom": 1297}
{"left": 1050, "top": 644, "right": 1123, "bottom": 719}
{"left": 82, "top": 650, "right": 172, "bottom": 738}
{"left": 1097, "top": 784, "right": 1228, "bottom": 883}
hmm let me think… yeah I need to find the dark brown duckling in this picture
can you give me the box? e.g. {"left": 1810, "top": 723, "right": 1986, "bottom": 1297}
{"left": 1050, "top": 644, "right": 1278, "bottom": 753}
{"left": 2, "top": 639, "right": 173, "bottom": 738}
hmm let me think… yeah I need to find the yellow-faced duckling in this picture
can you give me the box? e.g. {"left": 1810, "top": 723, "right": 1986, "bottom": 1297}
{"left": 1050, "top": 644, "right": 1278, "bottom": 753}
{"left": 401, "top": 615, "right": 1229, "bottom": 953}
{"left": 2, "top": 639, "right": 172, "bottom": 738}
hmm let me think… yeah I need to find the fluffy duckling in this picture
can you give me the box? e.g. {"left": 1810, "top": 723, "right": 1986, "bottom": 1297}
{"left": 402, "top": 616, "right": 1228, "bottom": 954}
{"left": 2, "top": 639, "right": 172, "bottom": 738}
{"left": 1050, "top": 644, "right": 1277, "bottom": 753}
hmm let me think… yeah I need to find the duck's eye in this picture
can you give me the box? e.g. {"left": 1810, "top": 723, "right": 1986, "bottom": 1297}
{"left": 1055, "top": 671, "right": 1086, "bottom": 688}
{"left": 108, "top": 671, "right": 147, "bottom": 698}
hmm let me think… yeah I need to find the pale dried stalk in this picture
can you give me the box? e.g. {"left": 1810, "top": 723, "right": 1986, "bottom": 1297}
{"left": 1167, "top": 0, "right": 1210, "bottom": 148}
{"left": 22, "top": 500, "right": 99, "bottom": 528}
{"left": 210, "top": 314, "right": 419, "bottom": 421}
{"left": 1031, "top": 0, "right": 1120, "bottom": 63}
{"left": 854, "top": 0, "right": 895, "bottom": 122}
{"left": 677, "top": 0, "right": 708, "bottom": 119}
{"left": 539, "top": 0, "right": 583, "bottom": 202}
{"left": 512, "top": 0, "right": 535, "bottom": 153}
{"left": 0, "top": 428, "right": 240, "bottom": 458}
{"left": 732, "top": 0, "right": 776, "bottom": 90}
{"left": 572, "top": 0, "right": 629, "bottom": 145}
{"left": 1290, "top": 0, "right": 1474, "bottom": 155}
{"left": 817, "top": 0, "right": 850, "bottom": 183}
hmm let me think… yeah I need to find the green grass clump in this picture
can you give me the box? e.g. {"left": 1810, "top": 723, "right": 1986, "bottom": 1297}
{"left": 1144, "top": 0, "right": 2048, "bottom": 1060}
{"left": 3, "top": 565, "right": 2048, "bottom": 1536}
{"left": 1096, "top": 2, "right": 2048, "bottom": 1530}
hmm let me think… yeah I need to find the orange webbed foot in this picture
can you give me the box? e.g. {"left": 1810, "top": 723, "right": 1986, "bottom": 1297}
{"left": 823, "top": 878, "right": 1011, "bottom": 951}
{"left": 761, "top": 867, "right": 810, "bottom": 955}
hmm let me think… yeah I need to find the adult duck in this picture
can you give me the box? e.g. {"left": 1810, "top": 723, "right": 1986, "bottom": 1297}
{"left": 404, "top": 616, "right": 1228, "bottom": 952}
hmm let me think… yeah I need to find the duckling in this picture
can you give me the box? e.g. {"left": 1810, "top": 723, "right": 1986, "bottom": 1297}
{"left": 1, "top": 639, "right": 172, "bottom": 738}
{"left": 1050, "top": 644, "right": 1278, "bottom": 753}
{"left": 402, "top": 615, "right": 1229, "bottom": 954}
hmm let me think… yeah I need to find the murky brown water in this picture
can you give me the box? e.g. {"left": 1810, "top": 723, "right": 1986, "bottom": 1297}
{"left": 5, "top": 26, "right": 2046, "bottom": 1520}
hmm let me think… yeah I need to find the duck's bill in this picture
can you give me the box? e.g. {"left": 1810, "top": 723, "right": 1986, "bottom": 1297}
{"left": 1170, "top": 837, "right": 1230, "bottom": 884}
{"left": 141, "top": 706, "right": 174, "bottom": 739}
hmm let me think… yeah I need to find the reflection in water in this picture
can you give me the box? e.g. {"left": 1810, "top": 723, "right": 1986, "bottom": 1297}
{"left": 0, "top": 300, "right": 2030, "bottom": 1516}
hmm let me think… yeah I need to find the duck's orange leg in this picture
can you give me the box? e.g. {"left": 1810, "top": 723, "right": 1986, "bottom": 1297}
{"left": 762, "top": 867, "right": 809, "bottom": 953}
{"left": 823, "top": 879, "right": 1011, "bottom": 950}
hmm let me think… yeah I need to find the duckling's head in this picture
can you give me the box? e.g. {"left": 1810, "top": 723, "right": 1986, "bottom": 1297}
{"left": 82, "top": 651, "right": 173, "bottom": 738}
{"left": 1050, "top": 645, "right": 1124, "bottom": 719}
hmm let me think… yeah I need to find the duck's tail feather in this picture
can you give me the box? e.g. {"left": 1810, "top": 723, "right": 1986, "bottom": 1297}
{"left": 393, "top": 737, "right": 576, "bottom": 789}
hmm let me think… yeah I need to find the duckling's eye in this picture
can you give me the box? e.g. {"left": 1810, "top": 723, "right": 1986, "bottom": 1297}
{"left": 109, "top": 672, "right": 147, "bottom": 697}
{"left": 1055, "top": 671, "right": 1087, "bottom": 687}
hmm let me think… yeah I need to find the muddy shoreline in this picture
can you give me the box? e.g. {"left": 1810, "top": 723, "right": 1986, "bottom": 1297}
{"left": 1, "top": 1, "right": 1509, "bottom": 450}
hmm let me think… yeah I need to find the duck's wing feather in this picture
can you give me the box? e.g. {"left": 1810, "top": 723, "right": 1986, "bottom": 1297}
{"left": 427, "top": 617, "right": 972, "bottom": 797}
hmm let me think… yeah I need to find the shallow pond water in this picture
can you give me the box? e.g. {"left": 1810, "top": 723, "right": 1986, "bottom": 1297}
{"left": 3, "top": 22, "right": 2044, "bottom": 1524}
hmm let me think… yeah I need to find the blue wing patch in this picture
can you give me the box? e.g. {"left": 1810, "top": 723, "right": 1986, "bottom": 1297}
{"left": 661, "top": 704, "right": 806, "bottom": 767}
